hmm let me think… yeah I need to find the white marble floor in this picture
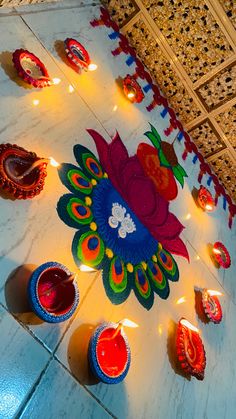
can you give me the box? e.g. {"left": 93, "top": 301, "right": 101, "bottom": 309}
{"left": 0, "top": 2, "right": 235, "bottom": 419}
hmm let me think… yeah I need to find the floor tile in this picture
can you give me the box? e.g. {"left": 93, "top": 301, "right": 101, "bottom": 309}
{"left": 0, "top": 305, "right": 50, "bottom": 419}
{"left": 19, "top": 359, "right": 111, "bottom": 419}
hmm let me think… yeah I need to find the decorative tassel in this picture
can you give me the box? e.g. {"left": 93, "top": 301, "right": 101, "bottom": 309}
{"left": 108, "top": 31, "right": 120, "bottom": 39}
{"left": 126, "top": 55, "right": 136, "bottom": 66}
{"left": 143, "top": 84, "right": 152, "bottom": 93}
{"left": 177, "top": 132, "right": 184, "bottom": 141}
{"left": 198, "top": 169, "right": 204, "bottom": 183}
{"left": 207, "top": 176, "right": 212, "bottom": 186}
{"left": 160, "top": 108, "right": 168, "bottom": 118}
{"left": 182, "top": 148, "right": 188, "bottom": 160}
{"left": 164, "top": 124, "right": 175, "bottom": 136}
{"left": 146, "top": 100, "right": 157, "bottom": 112}
{"left": 90, "top": 18, "right": 105, "bottom": 27}
{"left": 214, "top": 192, "right": 219, "bottom": 206}
{"left": 111, "top": 46, "right": 123, "bottom": 56}
{"left": 192, "top": 155, "right": 198, "bottom": 164}
{"left": 223, "top": 196, "right": 227, "bottom": 210}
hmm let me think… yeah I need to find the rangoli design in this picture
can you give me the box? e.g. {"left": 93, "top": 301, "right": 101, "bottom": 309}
{"left": 57, "top": 127, "right": 189, "bottom": 309}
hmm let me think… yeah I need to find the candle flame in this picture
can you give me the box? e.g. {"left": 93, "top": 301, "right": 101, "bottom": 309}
{"left": 68, "top": 84, "right": 75, "bottom": 93}
{"left": 49, "top": 157, "right": 60, "bottom": 168}
{"left": 205, "top": 204, "right": 213, "bottom": 211}
{"left": 213, "top": 248, "right": 221, "bottom": 255}
{"left": 176, "top": 296, "right": 186, "bottom": 305}
{"left": 180, "top": 319, "right": 199, "bottom": 333}
{"left": 79, "top": 264, "right": 96, "bottom": 272}
{"left": 88, "top": 63, "right": 97, "bottom": 72}
{"left": 119, "top": 318, "right": 139, "bottom": 328}
{"left": 207, "top": 289, "right": 223, "bottom": 297}
{"left": 53, "top": 77, "right": 61, "bottom": 85}
{"left": 127, "top": 92, "right": 135, "bottom": 99}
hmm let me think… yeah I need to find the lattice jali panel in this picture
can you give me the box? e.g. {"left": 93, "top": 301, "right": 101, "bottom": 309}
{"left": 142, "top": 0, "right": 234, "bottom": 83}
{"left": 210, "top": 152, "right": 236, "bottom": 201}
{"left": 219, "top": 0, "right": 236, "bottom": 30}
{"left": 102, "top": 0, "right": 139, "bottom": 26}
{"left": 126, "top": 19, "right": 202, "bottom": 123}
{"left": 196, "top": 63, "right": 236, "bottom": 110}
{"left": 215, "top": 105, "right": 236, "bottom": 151}
{"left": 189, "top": 120, "right": 226, "bottom": 158}
{"left": 0, "top": 0, "right": 58, "bottom": 5}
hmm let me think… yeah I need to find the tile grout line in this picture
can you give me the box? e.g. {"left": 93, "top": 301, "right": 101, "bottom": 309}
{"left": 15, "top": 358, "right": 53, "bottom": 419}
{"left": 53, "top": 356, "right": 117, "bottom": 419}
{"left": 0, "top": 3, "right": 100, "bottom": 17}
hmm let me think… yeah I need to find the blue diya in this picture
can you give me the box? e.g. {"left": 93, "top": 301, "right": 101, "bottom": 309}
{"left": 28, "top": 262, "right": 79, "bottom": 323}
{"left": 88, "top": 322, "right": 131, "bottom": 384}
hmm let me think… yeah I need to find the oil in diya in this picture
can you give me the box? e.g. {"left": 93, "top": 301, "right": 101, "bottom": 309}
{"left": 176, "top": 318, "right": 206, "bottom": 380}
{"left": 88, "top": 319, "right": 138, "bottom": 384}
{"left": 28, "top": 262, "right": 79, "bottom": 323}
{"left": 0, "top": 143, "right": 59, "bottom": 199}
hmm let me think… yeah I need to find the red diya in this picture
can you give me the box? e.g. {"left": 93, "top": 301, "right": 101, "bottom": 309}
{"left": 212, "top": 242, "right": 231, "bottom": 269}
{"left": 123, "top": 75, "right": 144, "bottom": 103}
{"left": 88, "top": 321, "right": 134, "bottom": 384}
{"left": 197, "top": 186, "right": 215, "bottom": 212}
{"left": 12, "top": 49, "right": 51, "bottom": 88}
{"left": 28, "top": 262, "right": 79, "bottom": 323}
{"left": 176, "top": 318, "right": 206, "bottom": 380}
{"left": 64, "top": 38, "right": 97, "bottom": 73}
{"left": 201, "top": 289, "right": 223, "bottom": 324}
{"left": 0, "top": 144, "right": 58, "bottom": 199}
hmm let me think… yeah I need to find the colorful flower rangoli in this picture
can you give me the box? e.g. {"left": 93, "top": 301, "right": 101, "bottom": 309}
{"left": 57, "top": 126, "right": 189, "bottom": 309}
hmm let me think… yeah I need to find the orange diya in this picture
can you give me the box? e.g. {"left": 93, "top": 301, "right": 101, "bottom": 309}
{"left": 197, "top": 186, "right": 215, "bottom": 212}
{"left": 201, "top": 289, "right": 223, "bottom": 324}
{"left": 176, "top": 318, "right": 206, "bottom": 380}
{"left": 0, "top": 144, "right": 51, "bottom": 199}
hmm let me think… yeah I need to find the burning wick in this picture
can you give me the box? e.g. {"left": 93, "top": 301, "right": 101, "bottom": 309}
{"left": 207, "top": 290, "right": 223, "bottom": 297}
{"left": 16, "top": 156, "right": 60, "bottom": 180}
{"left": 100, "top": 318, "right": 138, "bottom": 342}
{"left": 180, "top": 318, "right": 199, "bottom": 333}
{"left": 205, "top": 204, "right": 213, "bottom": 211}
{"left": 88, "top": 63, "right": 97, "bottom": 72}
{"left": 213, "top": 248, "right": 221, "bottom": 255}
{"left": 79, "top": 264, "right": 96, "bottom": 272}
{"left": 52, "top": 77, "right": 61, "bottom": 85}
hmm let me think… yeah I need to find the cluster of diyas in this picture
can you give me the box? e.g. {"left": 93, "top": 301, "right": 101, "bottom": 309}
{"left": 57, "top": 127, "right": 189, "bottom": 310}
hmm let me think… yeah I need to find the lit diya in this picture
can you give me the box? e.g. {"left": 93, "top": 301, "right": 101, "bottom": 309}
{"left": 64, "top": 38, "right": 97, "bottom": 72}
{"left": 212, "top": 242, "right": 231, "bottom": 269}
{"left": 12, "top": 49, "right": 51, "bottom": 88}
{"left": 176, "top": 318, "right": 206, "bottom": 380}
{"left": 28, "top": 262, "right": 79, "bottom": 323}
{"left": 197, "top": 186, "right": 215, "bottom": 212}
{"left": 0, "top": 144, "right": 59, "bottom": 199}
{"left": 201, "top": 289, "right": 223, "bottom": 324}
{"left": 88, "top": 319, "right": 137, "bottom": 384}
{"left": 123, "top": 74, "right": 144, "bottom": 103}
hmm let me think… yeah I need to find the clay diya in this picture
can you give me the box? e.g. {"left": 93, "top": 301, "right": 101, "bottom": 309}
{"left": 64, "top": 38, "right": 97, "bottom": 72}
{"left": 212, "top": 242, "right": 231, "bottom": 269}
{"left": 88, "top": 321, "right": 132, "bottom": 384}
{"left": 176, "top": 318, "right": 206, "bottom": 380}
{"left": 123, "top": 74, "right": 144, "bottom": 103}
{"left": 12, "top": 49, "right": 51, "bottom": 88}
{"left": 0, "top": 143, "right": 57, "bottom": 199}
{"left": 201, "top": 289, "right": 223, "bottom": 324}
{"left": 197, "top": 186, "right": 215, "bottom": 212}
{"left": 28, "top": 262, "right": 79, "bottom": 323}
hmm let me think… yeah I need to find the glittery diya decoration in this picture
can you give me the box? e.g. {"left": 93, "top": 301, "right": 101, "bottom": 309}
{"left": 0, "top": 143, "right": 49, "bottom": 199}
{"left": 176, "top": 318, "right": 206, "bottom": 381}
{"left": 90, "top": 6, "right": 236, "bottom": 228}
{"left": 123, "top": 74, "right": 144, "bottom": 103}
{"left": 197, "top": 185, "right": 215, "bottom": 212}
{"left": 201, "top": 289, "right": 223, "bottom": 324}
{"left": 57, "top": 127, "right": 189, "bottom": 310}
{"left": 12, "top": 49, "right": 51, "bottom": 88}
{"left": 64, "top": 38, "right": 93, "bottom": 72}
{"left": 212, "top": 242, "right": 231, "bottom": 269}
{"left": 28, "top": 262, "right": 79, "bottom": 323}
{"left": 88, "top": 321, "right": 131, "bottom": 384}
